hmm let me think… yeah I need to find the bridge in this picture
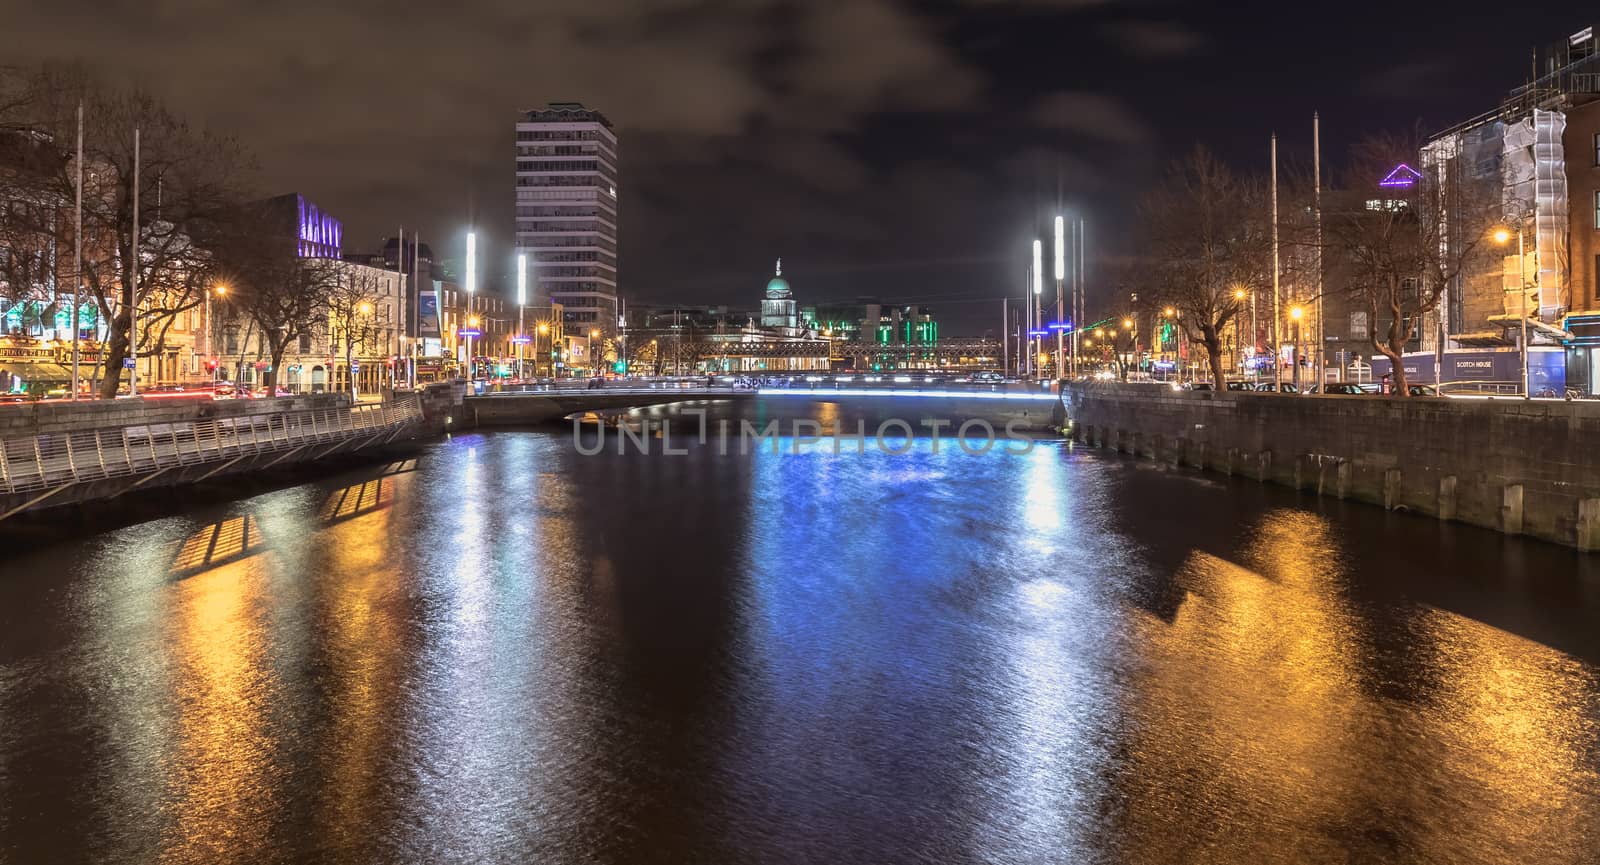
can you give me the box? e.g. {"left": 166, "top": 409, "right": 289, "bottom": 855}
{"left": 0, "top": 394, "right": 424, "bottom": 523}
{"left": 465, "top": 383, "right": 753, "bottom": 426}
{"left": 462, "top": 377, "right": 1064, "bottom": 430}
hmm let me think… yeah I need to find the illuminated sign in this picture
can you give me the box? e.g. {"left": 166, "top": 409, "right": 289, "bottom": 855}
{"left": 1379, "top": 163, "right": 1422, "bottom": 188}
{"left": 457, "top": 328, "right": 482, "bottom": 338}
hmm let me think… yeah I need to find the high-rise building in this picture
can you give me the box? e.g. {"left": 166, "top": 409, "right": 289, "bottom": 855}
{"left": 514, "top": 102, "right": 619, "bottom": 336}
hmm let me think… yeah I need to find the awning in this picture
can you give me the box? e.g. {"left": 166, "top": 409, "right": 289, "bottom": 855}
{"left": 0, "top": 361, "right": 74, "bottom": 383}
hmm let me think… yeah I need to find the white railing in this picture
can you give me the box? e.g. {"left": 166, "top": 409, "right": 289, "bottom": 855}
{"left": 0, "top": 397, "right": 421, "bottom": 496}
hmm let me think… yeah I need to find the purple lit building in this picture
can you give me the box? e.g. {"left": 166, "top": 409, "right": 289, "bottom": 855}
{"left": 258, "top": 193, "right": 343, "bottom": 259}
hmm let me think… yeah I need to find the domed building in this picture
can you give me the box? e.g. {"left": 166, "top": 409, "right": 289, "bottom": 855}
{"left": 760, "top": 259, "right": 799, "bottom": 333}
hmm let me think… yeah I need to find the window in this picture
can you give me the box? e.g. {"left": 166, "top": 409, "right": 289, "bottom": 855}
{"left": 1593, "top": 132, "right": 1600, "bottom": 166}
{"left": 299, "top": 334, "right": 312, "bottom": 353}
{"left": 1350, "top": 311, "right": 1368, "bottom": 339}
{"left": 1594, "top": 190, "right": 1600, "bottom": 229}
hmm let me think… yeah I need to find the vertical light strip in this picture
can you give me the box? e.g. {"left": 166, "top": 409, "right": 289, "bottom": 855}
{"left": 1031, "top": 240, "right": 1043, "bottom": 295}
{"left": 1052, "top": 216, "right": 1065, "bottom": 282}
{"left": 516, "top": 253, "right": 527, "bottom": 306}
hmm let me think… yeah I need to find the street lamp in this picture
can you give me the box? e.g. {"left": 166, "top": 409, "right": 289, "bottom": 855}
{"left": 207, "top": 284, "right": 228, "bottom": 385}
{"left": 465, "top": 230, "right": 477, "bottom": 383}
{"left": 1031, "top": 239, "right": 1043, "bottom": 380}
{"left": 1290, "top": 305, "right": 1304, "bottom": 389}
{"left": 516, "top": 253, "right": 527, "bottom": 380}
{"left": 589, "top": 328, "right": 601, "bottom": 377}
{"left": 1053, "top": 216, "right": 1066, "bottom": 378}
{"left": 1492, "top": 222, "right": 1532, "bottom": 399}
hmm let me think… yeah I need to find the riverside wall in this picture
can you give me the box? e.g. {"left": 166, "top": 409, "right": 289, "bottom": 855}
{"left": 1063, "top": 382, "right": 1600, "bottom": 551}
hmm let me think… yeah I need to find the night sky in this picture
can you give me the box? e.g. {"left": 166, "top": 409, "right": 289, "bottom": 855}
{"left": 0, "top": 0, "right": 1587, "bottom": 331}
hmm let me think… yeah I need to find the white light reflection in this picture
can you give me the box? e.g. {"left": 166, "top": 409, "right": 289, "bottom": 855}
{"left": 1020, "top": 446, "right": 1063, "bottom": 550}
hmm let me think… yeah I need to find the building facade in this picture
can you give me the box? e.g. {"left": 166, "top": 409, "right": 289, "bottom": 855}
{"left": 514, "top": 102, "right": 619, "bottom": 338}
{"left": 1421, "top": 25, "right": 1600, "bottom": 394}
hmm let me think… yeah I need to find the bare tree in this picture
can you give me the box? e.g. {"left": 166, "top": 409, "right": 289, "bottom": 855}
{"left": 5, "top": 65, "right": 252, "bottom": 397}
{"left": 1135, "top": 148, "right": 1274, "bottom": 388}
{"left": 1325, "top": 132, "right": 1499, "bottom": 396}
{"left": 326, "top": 265, "right": 385, "bottom": 401}
{"left": 210, "top": 209, "right": 337, "bottom": 392}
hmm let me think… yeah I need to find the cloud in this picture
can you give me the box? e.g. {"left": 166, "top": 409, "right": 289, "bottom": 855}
{"left": 1103, "top": 20, "right": 1206, "bottom": 58}
{"left": 1028, "top": 91, "right": 1149, "bottom": 145}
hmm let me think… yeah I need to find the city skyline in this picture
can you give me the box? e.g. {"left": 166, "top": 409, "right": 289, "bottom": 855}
{"left": 2, "top": 1, "right": 1591, "bottom": 322}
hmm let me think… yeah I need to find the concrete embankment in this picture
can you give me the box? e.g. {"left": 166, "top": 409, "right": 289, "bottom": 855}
{"left": 1064, "top": 382, "right": 1600, "bottom": 551}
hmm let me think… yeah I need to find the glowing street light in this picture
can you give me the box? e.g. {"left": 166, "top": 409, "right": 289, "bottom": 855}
{"left": 1122, "top": 318, "right": 1133, "bottom": 329}
{"left": 464, "top": 231, "right": 477, "bottom": 383}
{"left": 1053, "top": 216, "right": 1066, "bottom": 376}
{"left": 1030, "top": 238, "right": 1043, "bottom": 380}
{"left": 1493, "top": 223, "right": 1531, "bottom": 398}
{"left": 516, "top": 253, "right": 527, "bottom": 377}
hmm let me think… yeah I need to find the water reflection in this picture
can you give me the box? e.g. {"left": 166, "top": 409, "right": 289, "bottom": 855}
{"left": 160, "top": 531, "right": 279, "bottom": 862}
{"left": 1, "top": 409, "right": 1598, "bottom": 864}
{"left": 168, "top": 515, "right": 268, "bottom": 580}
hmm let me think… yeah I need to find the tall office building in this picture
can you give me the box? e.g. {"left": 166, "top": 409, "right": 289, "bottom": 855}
{"left": 514, "top": 102, "right": 619, "bottom": 336}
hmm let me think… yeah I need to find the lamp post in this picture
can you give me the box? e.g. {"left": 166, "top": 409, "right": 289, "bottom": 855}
{"left": 1053, "top": 216, "right": 1066, "bottom": 379}
{"left": 589, "top": 328, "right": 601, "bottom": 377}
{"left": 1493, "top": 223, "right": 1532, "bottom": 398}
{"left": 356, "top": 301, "right": 373, "bottom": 398}
{"left": 1232, "top": 287, "right": 1248, "bottom": 380}
{"left": 537, "top": 321, "right": 549, "bottom": 378}
{"left": 209, "top": 285, "right": 227, "bottom": 385}
{"left": 465, "top": 230, "right": 476, "bottom": 384}
{"left": 1290, "top": 305, "right": 1304, "bottom": 390}
{"left": 1031, "top": 239, "right": 1043, "bottom": 380}
{"left": 516, "top": 253, "right": 527, "bottom": 380}
{"left": 1161, "top": 307, "right": 1176, "bottom": 382}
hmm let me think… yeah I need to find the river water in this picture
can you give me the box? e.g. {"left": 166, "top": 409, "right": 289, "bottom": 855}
{"left": 2, "top": 399, "right": 1598, "bottom": 864}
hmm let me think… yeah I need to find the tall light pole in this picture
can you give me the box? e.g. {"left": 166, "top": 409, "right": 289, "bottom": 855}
{"left": 1031, "top": 239, "right": 1043, "bottom": 380}
{"left": 1290, "top": 305, "right": 1304, "bottom": 389}
{"left": 1313, "top": 112, "right": 1325, "bottom": 388}
{"left": 129, "top": 127, "right": 140, "bottom": 397}
{"left": 537, "top": 321, "right": 550, "bottom": 378}
{"left": 464, "top": 230, "right": 476, "bottom": 383}
{"left": 70, "top": 101, "right": 83, "bottom": 400}
{"left": 516, "top": 252, "right": 527, "bottom": 379}
{"left": 1053, "top": 216, "right": 1065, "bottom": 380}
{"left": 1270, "top": 133, "right": 1282, "bottom": 392}
{"left": 1493, "top": 224, "right": 1532, "bottom": 398}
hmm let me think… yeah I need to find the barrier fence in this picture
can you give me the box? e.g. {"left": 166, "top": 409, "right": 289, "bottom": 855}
{"left": 0, "top": 396, "right": 421, "bottom": 497}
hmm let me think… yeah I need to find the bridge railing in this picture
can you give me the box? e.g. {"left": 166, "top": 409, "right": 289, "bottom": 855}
{"left": 0, "top": 396, "right": 422, "bottom": 496}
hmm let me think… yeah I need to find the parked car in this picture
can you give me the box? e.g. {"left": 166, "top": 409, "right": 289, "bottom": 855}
{"left": 1407, "top": 384, "right": 1439, "bottom": 397}
{"left": 1320, "top": 382, "right": 1371, "bottom": 395}
{"left": 1183, "top": 381, "right": 1214, "bottom": 391}
{"left": 1225, "top": 380, "right": 1255, "bottom": 391}
{"left": 1254, "top": 382, "right": 1298, "bottom": 393}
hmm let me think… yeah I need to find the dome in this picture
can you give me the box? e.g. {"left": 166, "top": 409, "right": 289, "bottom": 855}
{"left": 765, "top": 258, "right": 791, "bottom": 298}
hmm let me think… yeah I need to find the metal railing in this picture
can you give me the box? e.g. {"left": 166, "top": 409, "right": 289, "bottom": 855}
{"left": 0, "top": 396, "right": 422, "bottom": 496}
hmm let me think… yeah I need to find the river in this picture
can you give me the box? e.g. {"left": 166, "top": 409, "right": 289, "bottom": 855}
{"left": 2, "top": 399, "right": 1598, "bottom": 864}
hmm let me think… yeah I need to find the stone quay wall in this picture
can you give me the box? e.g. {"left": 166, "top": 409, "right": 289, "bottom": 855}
{"left": 1063, "top": 382, "right": 1600, "bottom": 551}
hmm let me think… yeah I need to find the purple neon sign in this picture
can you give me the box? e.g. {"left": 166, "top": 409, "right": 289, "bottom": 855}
{"left": 1379, "top": 163, "right": 1422, "bottom": 189}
